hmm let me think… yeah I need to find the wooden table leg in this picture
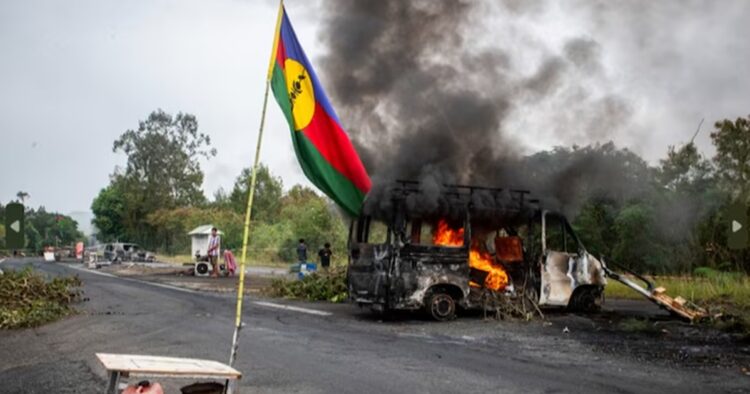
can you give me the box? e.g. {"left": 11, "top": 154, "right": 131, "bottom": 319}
{"left": 106, "top": 371, "right": 120, "bottom": 394}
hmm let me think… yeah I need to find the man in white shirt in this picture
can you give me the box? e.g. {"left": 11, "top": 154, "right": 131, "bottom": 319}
{"left": 207, "top": 227, "right": 221, "bottom": 278}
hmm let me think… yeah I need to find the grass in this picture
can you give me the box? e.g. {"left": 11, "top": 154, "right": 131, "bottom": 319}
{"left": 0, "top": 268, "right": 82, "bottom": 329}
{"left": 605, "top": 273, "right": 750, "bottom": 308}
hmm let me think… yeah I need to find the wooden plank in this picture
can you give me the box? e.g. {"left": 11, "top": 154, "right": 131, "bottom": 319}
{"left": 96, "top": 353, "right": 241, "bottom": 379}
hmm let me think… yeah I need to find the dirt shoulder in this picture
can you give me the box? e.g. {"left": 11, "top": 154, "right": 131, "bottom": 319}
{"left": 96, "top": 262, "right": 290, "bottom": 294}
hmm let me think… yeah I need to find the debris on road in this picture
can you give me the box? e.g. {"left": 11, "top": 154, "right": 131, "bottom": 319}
{"left": 0, "top": 267, "right": 82, "bottom": 329}
{"left": 602, "top": 263, "right": 708, "bottom": 321}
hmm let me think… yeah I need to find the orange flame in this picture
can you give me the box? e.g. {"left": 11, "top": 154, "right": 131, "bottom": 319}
{"left": 433, "top": 219, "right": 464, "bottom": 246}
{"left": 433, "top": 219, "right": 509, "bottom": 291}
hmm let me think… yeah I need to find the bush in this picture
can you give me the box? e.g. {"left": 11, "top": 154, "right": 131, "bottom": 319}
{"left": 0, "top": 268, "right": 82, "bottom": 329}
{"left": 268, "top": 267, "right": 347, "bottom": 303}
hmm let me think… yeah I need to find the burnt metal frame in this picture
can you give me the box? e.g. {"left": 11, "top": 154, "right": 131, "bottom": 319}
{"left": 392, "top": 180, "right": 535, "bottom": 213}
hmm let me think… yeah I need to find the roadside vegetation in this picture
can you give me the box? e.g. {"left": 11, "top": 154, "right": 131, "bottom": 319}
{"left": 268, "top": 267, "right": 348, "bottom": 303}
{"left": 0, "top": 268, "right": 82, "bottom": 329}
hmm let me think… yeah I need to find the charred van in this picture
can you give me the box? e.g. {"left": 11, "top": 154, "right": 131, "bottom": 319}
{"left": 347, "top": 181, "right": 607, "bottom": 321}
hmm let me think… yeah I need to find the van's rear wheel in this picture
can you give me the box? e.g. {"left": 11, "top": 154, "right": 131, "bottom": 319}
{"left": 426, "top": 291, "right": 456, "bottom": 321}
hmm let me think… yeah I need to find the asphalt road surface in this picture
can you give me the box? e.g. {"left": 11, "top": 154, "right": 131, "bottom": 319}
{"left": 0, "top": 258, "right": 747, "bottom": 393}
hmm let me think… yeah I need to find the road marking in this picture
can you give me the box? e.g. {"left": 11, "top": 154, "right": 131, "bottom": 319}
{"left": 66, "top": 264, "right": 203, "bottom": 295}
{"left": 253, "top": 301, "right": 332, "bottom": 316}
{"left": 65, "top": 265, "right": 331, "bottom": 316}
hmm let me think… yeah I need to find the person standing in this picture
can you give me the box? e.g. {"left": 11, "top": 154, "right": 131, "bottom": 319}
{"left": 318, "top": 242, "right": 332, "bottom": 270}
{"left": 208, "top": 227, "right": 221, "bottom": 278}
{"left": 297, "top": 239, "right": 307, "bottom": 263}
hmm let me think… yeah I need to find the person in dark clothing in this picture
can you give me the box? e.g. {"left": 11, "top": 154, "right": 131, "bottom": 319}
{"left": 318, "top": 243, "right": 332, "bottom": 269}
{"left": 297, "top": 239, "right": 307, "bottom": 263}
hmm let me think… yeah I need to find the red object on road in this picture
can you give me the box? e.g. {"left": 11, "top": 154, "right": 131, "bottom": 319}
{"left": 122, "top": 381, "right": 164, "bottom": 394}
{"left": 75, "top": 242, "right": 84, "bottom": 260}
{"left": 224, "top": 250, "right": 237, "bottom": 276}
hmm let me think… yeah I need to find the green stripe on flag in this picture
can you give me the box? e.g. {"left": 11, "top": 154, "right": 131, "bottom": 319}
{"left": 270, "top": 64, "right": 365, "bottom": 216}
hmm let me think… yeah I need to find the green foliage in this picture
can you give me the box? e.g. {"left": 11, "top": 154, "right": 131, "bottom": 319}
{"left": 0, "top": 268, "right": 82, "bottom": 329}
{"left": 692, "top": 267, "right": 744, "bottom": 281}
{"left": 611, "top": 203, "right": 667, "bottom": 273}
{"left": 11, "top": 207, "right": 85, "bottom": 252}
{"left": 711, "top": 115, "right": 750, "bottom": 203}
{"left": 276, "top": 187, "right": 348, "bottom": 263}
{"left": 268, "top": 267, "right": 348, "bottom": 302}
{"left": 142, "top": 181, "right": 349, "bottom": 264}
{"left": 93, "top": 109, "right": 216, "bottom": 249}
{"left": 572, "top": 198, "right": 617, "bottom": 259}
{"left": 91, "top": 183, "right": 126, "bottom": 242}
{"left": 146, "top": 207, "right": 243, "bottom": 254}
{"left": 228, "top": 164, "right": 283, "bottom": 222}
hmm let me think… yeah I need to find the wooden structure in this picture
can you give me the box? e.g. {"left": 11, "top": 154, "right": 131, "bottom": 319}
{"left": 96, "top": 353, "right": 242, "bottom": 394}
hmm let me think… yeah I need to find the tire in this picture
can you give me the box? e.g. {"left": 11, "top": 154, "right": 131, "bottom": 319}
{"left": 569, "top": 286, "right": 603, "bottom": 313}
{"left": 425, "top": 290, "right": 456, "bottom": 321}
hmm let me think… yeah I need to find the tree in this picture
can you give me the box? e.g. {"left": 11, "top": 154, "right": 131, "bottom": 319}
{"left": 276, "top": 186, "right": 348, "bottom": 263}
{"left": 611, "top": 203, "right": 667, "bottom": 273}
{"left": 95, "top": 109, "right": 216, "bottom": 248}
{"left": 113, "top": 109, "right": 216, "bottom": 208}
{"left": 228, "top": 164, "right": 283, "bottom": 222}
{"left": 91, "top": 183, "right": 126, "bottom": 242}
{"left": 21, "top": 208, "right": 84, "bottom": 251}
{"left": 658, "top": 142, "right": 714, "bottom": 193}
{"left": 711, "top": 115, "right": 750, "bottom": 203}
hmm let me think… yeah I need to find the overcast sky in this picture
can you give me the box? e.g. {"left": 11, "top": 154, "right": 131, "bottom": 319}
{"left": 2, "top": 0, "right": 749, "bottom": 230}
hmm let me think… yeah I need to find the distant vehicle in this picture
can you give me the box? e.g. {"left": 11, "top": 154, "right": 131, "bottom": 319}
{"left": 101, "top": 243, "right": 156, "bottom": 263}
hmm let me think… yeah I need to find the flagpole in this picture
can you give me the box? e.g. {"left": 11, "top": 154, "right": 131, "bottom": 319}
{"left": 228, "top": 78, "right": 270, "bottom": 370}
{"left": 226, "top": 3, "right": 284, "bottom": 391}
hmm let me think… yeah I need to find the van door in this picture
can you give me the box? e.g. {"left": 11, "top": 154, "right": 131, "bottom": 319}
{"left": 538, "top": 211, "right": 586, "bottom": 306}
{"left": 348, "top": 217, "right": 392, "bottom": 305}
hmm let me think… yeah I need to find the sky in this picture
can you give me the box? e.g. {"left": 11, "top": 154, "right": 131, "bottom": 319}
{"left": 1, "top": 0, "right": 749, "bottom": 234}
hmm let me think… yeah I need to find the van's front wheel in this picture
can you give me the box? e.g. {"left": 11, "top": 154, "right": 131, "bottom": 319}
{"left": 426, "top": 291, "right": 456, "bottom": 321}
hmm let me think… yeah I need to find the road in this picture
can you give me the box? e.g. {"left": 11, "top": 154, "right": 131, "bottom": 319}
{"left": 0, "top": 258, "right": 747, "bottom": 393}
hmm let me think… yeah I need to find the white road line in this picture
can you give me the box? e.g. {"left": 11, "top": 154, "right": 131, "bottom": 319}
{"left": 65, "top": 264, "right": 332, "bottom": 316}
{"left": 253, "top": 301, "right": 332, "bottom": 316}
{"left": 66, "top": 264, "right": 202, "bottom": 295}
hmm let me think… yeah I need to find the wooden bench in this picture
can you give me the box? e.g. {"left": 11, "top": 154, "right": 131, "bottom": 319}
{"left": 96, "top": 353, "right": 242, "bottom": 394}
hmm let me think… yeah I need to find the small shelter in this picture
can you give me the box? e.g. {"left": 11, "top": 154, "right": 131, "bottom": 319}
{"left": 188, "top": 225, "right": 223, "bottom": 259}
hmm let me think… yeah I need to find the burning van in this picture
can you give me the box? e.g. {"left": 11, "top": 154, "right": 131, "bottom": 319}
{"left": 347, "top": 181, "right": 607, "bottom": 321}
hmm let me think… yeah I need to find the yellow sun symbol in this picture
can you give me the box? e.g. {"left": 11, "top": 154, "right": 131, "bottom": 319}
{"left": 285, "top": 59, "right": 316, "bottom": 131}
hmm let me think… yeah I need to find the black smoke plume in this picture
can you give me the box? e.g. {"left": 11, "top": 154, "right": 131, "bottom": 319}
{"left": 318, "top": 1, "right": 635, "bottom": 217}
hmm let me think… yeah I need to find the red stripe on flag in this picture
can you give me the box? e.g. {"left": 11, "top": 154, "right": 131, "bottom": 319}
{"left": 275, "top": 38, "right": 287, "bottom": 70}
{"left": 302, "top": 104, "right": 371, "bottom": 194}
